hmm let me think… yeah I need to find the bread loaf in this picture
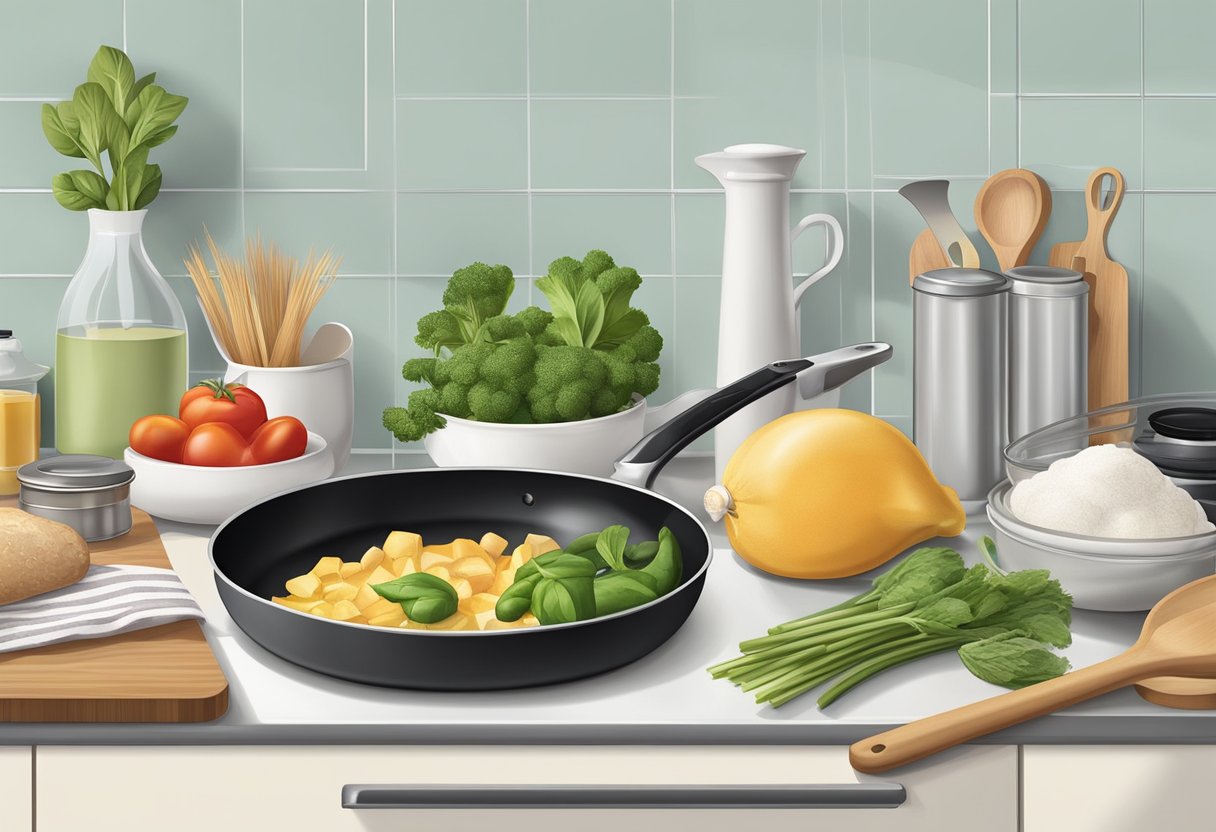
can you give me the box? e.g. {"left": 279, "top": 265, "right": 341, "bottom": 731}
{"left": 0, "top": 508, "right": 90, "bottom": 605}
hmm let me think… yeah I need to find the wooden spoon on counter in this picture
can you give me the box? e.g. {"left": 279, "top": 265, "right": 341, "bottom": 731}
{"left": 850, "top": 574, "right": 1216, "bottom": 774}
{"left": 974, "top": 168, "right": 1053, "bottom": 273}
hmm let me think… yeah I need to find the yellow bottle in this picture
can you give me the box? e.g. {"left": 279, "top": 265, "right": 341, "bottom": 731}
{"left": 704, "top": 409, "right": 965, "bottom": 579}
{"left": 0, "top": 332, "right": 49, "bottom": 495}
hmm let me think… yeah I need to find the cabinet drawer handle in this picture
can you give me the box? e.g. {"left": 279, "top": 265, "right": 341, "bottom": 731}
{"left": 342, "top": 783, "right": 906, "bottom": 809}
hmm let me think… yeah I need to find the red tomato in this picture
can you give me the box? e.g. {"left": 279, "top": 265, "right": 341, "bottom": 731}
{"left": 246, "top": 416, "right": 308, "bottom": 464}
{"left": 179, "top": 380, "right": 268, "bottom": 438}
{"left": 129, "top": 415, "right": 191, "bottom": 463}
{"left": 182, "top": 422, "right": 248, "bottom": 467}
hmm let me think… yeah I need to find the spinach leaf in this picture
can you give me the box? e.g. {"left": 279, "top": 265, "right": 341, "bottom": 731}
{"left": 134, "top": 163, "right": 162, "bottom": 210}
{"left": 624, "top": 540, "right": 659, "bottom": 568}
{"left": 958, "top": 634, "right": 1071, "bottom": 689}
{"left": 371, "top": 573, "right": 457, "bottom": 624}
{"left": 71, "top": 82, "right": 121, "bottom": 171}
{"left": 41, "top": 104, "right": 86, "bottom": 158}
{"left": 127, "top": 72, "right": 156, "bottom": 109}
{"left": 593, "top": 570, "right": 658, "bottom": 616}
{"left": 533, "top": 553, "right": 597, "bottom": 581}
{"left": 125, "top": 84, "right": 188, "bottom": 150}
{"left": 51, "top": 170, "right": 108, "bottom": 211}
{"left": 639, "top": 526, "right": 682, "bottom": 595}
{"left": 532, "top": 575, "right": 596, "bottom": 625}
{"left": 87, "top": 45, "right": 136, "bottom": 116}
{"left": 495, "top": 573, "right": 541, "bottom": 622}
{"left": 595, "top": 525, "right": 630, "bottom": 572}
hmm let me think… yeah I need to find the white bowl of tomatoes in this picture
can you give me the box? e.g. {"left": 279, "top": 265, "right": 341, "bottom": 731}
{"left": 124, "top": 379, "right": 335, "bottom": 525}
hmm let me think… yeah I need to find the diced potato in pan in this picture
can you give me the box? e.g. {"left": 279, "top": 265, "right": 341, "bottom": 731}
{"left": 324, "top": 581, "right": 358, "bottom": 603}
{"left": 339, "top": 562, "right": 362, "bottom": 579}
{"left": 312, "top": 556, "right": 343, "bottom": 583}
{"left": 383, "top": 531, "right": 422, "bottom": 561}
{"left": 284, "top": 573, "right": 321, "bottom": 599}
{"left": 479, "top": 532, "right": 508, "bottom": 558}
{"left": 360, "top": 546, "right": 385, "bottom": 570}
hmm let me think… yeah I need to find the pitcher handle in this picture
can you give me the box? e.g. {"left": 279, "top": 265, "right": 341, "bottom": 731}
{"left": 791, "top": 213, "right": 844, "bottom": 309}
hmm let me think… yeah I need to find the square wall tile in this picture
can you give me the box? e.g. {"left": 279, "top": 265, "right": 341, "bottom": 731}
{"left": 127, "top": 0, "right": 241, "bottom": 188}
{"left": 530, "top": 100, "right": 669, "bottom": 189}
{"left": 1144, "top": 99, "right": 1216, "bottom": 190}
{"left": 817, "top": 0, "right": 848, "bottom": 191}
{"left": 1143, "top": 194, "right": 1216, "bottom": 395}
{"left": 243, "top": 192, "right": 394, "bottom": 275}
{"left": 144, "top": 192, "right": 243, "bottom": 277}
{"left": 0, "top": 195, "right": 87, "bottom": 275}
{"left": 0, "top": 101, "right": 70, "bottom": 189}
{"left": 1019, "top": 0, "right": 1141, "bottom": 93}
{"left": 1019, "top": 98, "right": 1142, "bottom": 191}
{"left": 990, "top": 95, "right": 1018, "bottom": 174}
{"left": 396, "top": 0, "right": 526, "bottom": 95}
{"left": 990, "top": 0, "right": 1018, "bottom": 94}
{"left": 530, "top": 0, "right": 670, "bottom": 96}
{"left": 531, "top": 194, "right": 671, "bottom": 277}
{"left": 869, "top": 0, "right": 988, "bottom": 177}
{"left": 673, "top": 95, "right": 818, "bottom": 190}
{"left": 1145, "top": 0, "right": 1216, "bottom": 94}
{"left": 840, "top": 0, "right": 872, "bottom": 189}
{"left": 313, "top": 276, "right": 397, "bottom": 449}
{"left": 674, "top": 193, "right": 723, "bottom": 276}
{"left": 397, "top": 99, "right": 527, "bottom": 189}
{"left": 0, "top": 1, "right": 123, "bottom": 96}
{"left": 0, "top": 277, "right": 70, "bottom": 446}
{"left": 397, "top": 193, "right": 529, "bottom": 275}
{"left": 674, "top": 0, "right": 817, "bottom": 98}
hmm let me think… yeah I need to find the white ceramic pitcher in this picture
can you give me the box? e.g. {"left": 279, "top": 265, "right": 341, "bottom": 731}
{"left": 696, "top": 143, "right": 845, "bottom": 480}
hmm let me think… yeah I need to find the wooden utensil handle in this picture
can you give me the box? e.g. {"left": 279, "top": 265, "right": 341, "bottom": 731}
{"left": 1084, "top": 167, "right": 1125, "bottom": 247}
{"left": 849, "top": 649, "right": 1164, "bottom": 774}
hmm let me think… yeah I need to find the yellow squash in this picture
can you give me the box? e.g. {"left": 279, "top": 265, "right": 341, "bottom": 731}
{"left": 705, "top": 409, "right": 965, "bottom": 579}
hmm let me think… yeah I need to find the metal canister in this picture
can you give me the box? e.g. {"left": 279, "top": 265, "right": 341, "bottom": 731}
{"left": 1006, "top": 265, "right": 1089, "bottom": 443}
{"left": 17, "top": 455, "right": 134, "bottom": 541}
{"left": 913, "top": 268, "right": 1008, "bottom": 501}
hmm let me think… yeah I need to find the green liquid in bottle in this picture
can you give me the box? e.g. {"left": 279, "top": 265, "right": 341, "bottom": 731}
{"left": 55, "top": 326, "right": 187, "bottom": 459}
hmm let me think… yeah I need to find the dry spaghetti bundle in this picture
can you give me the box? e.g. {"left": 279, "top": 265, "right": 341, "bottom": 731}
{"left": 185, "top": 231, "right": 340, "bottom": 367}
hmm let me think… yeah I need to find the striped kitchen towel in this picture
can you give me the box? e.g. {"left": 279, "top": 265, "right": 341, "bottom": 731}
{"left": 0, "top": 564, "right": 204, "bottom": 654}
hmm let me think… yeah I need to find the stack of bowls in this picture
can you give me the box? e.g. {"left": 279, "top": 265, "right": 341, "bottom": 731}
{"left": 985, "top": 481, "right": 1216, "bottom": 612}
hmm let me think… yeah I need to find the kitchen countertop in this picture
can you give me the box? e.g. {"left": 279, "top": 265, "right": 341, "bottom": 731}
{"left": 3, "top": 453, "right": 1216, "bottom": 746}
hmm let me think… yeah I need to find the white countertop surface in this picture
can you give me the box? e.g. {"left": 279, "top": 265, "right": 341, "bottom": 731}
{"left": 4, "top": 453, "right": 1215, "bottom": 745}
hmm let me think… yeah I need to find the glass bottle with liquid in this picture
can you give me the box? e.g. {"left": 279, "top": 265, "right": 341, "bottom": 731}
{"left": 0, "top": 330, "right": 48, "bottom": 495}
{"left": 56, "top": 209, "right": 188, "bottom": 459}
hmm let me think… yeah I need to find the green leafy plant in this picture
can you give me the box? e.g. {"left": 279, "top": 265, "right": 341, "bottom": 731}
{"left": 371, "top": 573, "right": 458, "bottom": 624}
{"left": 382, "top": 250, "right": 664, "bottom": 442}
{"left": 709, "top": 539, "right": 1074, "bottom": 709}
{"left": 41, "top": 45, "right": 187, "bottom": 212}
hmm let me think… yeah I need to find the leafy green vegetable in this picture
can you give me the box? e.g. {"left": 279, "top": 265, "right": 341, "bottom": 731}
{"left": 593, "top": 570, "right": 659, "bottom": 616}
{"left": 41, "top": 45, "right": 186, "bottom": 211}
{"left": 382, "top": 250, "right": 663, "bottom": 441}
{"left": 709, "top": 541, "right": 1073, "bottom": 709}
{"left": 495, "top": 572, "right": 541, "bottom": 622}
{"left": 372, "top": 573, "right": 458, "bottom": 624}
{"left": 595, "top": 525, "right": 630, "bottom": 572}
{"left": 639, "top": 527, "right": 682, "bottom": 595}
{"left": 532, "top": 575, "right": 597, "bottom": 625}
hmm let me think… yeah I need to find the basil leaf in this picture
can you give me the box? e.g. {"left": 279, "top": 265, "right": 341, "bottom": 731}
{"left": 532, "top": 575, "right": 596, "bottom": 625}
{"left": 495, "top": 572, "right": 541, "bottom": 622}
{"left": 595, "top": 524, "right": 630, "bottom": 572}
{"left": 41, "top": 103, "right": 86, "bottom": 158}
{"left": 533, "top": 552, "right": 597, "bottom": 581}
{"left": 51, "top": 170, "right": 108, "bottom": 211}
{"left": 134, "top": 163, "right": 162, "bottom": 210}
{"left": 638, "top": 526, "right": 682, "bottom": 596}
{"left": 127, "top": 72, "right": 156, "bottom": 109}
{"left": 141, "top": 124, "right": 178, "bottom": 150}
{"left": 593, "top": 570, "right": 658, "bottom": 616}
{"left": 72, "top": 82, "right": 122, "bottom": 169}
{"left": 126, "top": 84, "right": 188, "bottom": 150}
{"left": 87, "top": 45, "right": 136, "bottom": 116}
{"left": 371, "top": 573, "right": 457, "bottom": 624}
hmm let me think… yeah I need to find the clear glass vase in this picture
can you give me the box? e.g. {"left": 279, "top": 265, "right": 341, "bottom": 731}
{"left": 55, "top": 209, "right": 187, "bottom": 459}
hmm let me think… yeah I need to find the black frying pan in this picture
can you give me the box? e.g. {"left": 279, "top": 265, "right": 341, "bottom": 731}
{"left": 210, "top": 343, "right": 892, "bottom": 690}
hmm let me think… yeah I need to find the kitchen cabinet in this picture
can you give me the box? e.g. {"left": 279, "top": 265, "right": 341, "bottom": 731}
{"left": 1023, "top": 745, "right": 1216, "bottom": 832}
{"left": 37, "top": 744, "right": 1016, "bottom": 832}
{"left": 0, "top": 747, "right": 31, "bottom": 831}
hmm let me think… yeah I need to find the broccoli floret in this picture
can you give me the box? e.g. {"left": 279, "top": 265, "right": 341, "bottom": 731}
{"left": 513, "top": 305, "right": 554, "bottom": 339}
{"left": 528, "top": 345, "right": 609, "bottom": 422}
{"left": 579, "top": 249, "right": 616, "bottom": 281}
{"left": 383, "top": 388, "right": 447, "bottom": 443}
{"left": 443, "top": 262, "right": 515, "bottom": 329}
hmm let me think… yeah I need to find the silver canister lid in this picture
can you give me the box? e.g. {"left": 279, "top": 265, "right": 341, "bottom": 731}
{"left": 17, "top": 455, "right": 135, "bottom": 491}
{"left": 1005, "top": 265, "right": 1089, "bottom": 298}
{"left": 913, "top": 267, "right": 1009, "bottom": 297}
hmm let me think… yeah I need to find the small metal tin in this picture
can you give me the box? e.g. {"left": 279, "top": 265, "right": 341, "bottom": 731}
{"left": 17, "top": 455, "right": 135, "bottom": 541}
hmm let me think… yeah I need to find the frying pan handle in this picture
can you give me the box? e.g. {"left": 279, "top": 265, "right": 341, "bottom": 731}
{"left": 613, "top": 342, "right": 892, "bottom": 489}
{"left": 341, "top": 783, "right": 907, "bottom": 809}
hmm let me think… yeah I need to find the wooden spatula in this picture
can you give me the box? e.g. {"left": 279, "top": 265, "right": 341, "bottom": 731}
{"left": 850, "top": 573, "right": 1216, "bottom": 774}
{"left": 1048, "top": 167, "right": 1128, "bottom": 411}
{"left": 975, "top": 168, "right": 1052, "bottom": 273}
{"left": 908, "top": 228, "right": 953, "bottom": 286}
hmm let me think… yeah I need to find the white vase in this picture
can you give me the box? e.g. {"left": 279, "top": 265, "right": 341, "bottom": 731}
{"left": 695, "top": 144, "right": 845, "bottom": 481}
{"left": 55, "top": 209, "right": 188, "bottom": 459}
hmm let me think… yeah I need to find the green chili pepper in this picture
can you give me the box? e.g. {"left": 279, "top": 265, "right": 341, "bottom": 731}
{"left": 593, "top": 569, "right": 659, "bottom": 616}
{"left": 372, "top": 573, "right": 458, "bottom": 624}
{"left": 495, "top": 572, "right": 542, "bottom": 622}
{"left": 639, "top": 526, "right": 682, "bottom": 595}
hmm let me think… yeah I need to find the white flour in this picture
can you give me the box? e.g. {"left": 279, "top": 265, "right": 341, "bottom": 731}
{"left": 1009, "top": 444, "right": 1215, "bottom": 539}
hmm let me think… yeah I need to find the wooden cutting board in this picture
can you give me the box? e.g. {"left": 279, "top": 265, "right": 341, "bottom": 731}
{"left": 0, "top": 499, "right": 228, "bottom": 722}
{"left": 1047, "top": 167, "right": 1129, "bottom": 412}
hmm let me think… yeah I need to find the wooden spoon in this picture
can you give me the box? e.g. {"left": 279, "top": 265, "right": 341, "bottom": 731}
{"left": 974, "top": 169, "right": 1052, "bottom": 273}
{"left": 850, "top": 574, "right": 1216, "bottom": 774}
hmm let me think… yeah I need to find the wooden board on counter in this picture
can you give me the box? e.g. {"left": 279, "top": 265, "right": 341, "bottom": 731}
{"left": 0, "top": 498, "right": 228, "bottom": 723}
